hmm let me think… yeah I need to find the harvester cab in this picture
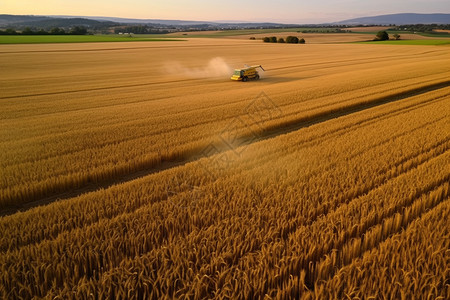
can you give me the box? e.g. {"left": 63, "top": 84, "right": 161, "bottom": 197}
{"left": 231, "top": 65, "right": 265, "bottom": 81}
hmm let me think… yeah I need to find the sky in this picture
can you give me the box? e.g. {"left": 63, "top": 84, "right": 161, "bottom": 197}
{"left": 2, "top": 0, "right": 450, "bottom": 23}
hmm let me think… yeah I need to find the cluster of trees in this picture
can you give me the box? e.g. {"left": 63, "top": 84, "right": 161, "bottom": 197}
{"left": 263, "top": 36, "right": 305, "bottom": 44}
{"left": 113, "top": 26, "right": 169, "bottom": 34}
{"left": 299, "top": 28, "right": 352, "bottom": 33}
{"left": 373, "top": 31, "right": 389, "bottom": 41}
{"left": 392, "top": 24, "right": 450, "bottom": 33}
{"left": 373, "top": 31, "right": 401, "bottom": 41}
{"left": 0, "top": 26, "right": 88, "bottom": 35}
{"left": 373, "top": 31, "right": 400, "bottom": 41}
{"left": 372, "top": 31, "right": 388, "bottom": 41}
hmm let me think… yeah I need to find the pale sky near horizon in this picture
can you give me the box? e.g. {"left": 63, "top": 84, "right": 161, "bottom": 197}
{"left": 1, "top": 0, "right": 450, "bottom": 23}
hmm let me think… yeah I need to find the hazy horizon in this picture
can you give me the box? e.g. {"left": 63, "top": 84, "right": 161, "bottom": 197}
{"left": 2, "top": 0, "right": 450, "bottom": 24}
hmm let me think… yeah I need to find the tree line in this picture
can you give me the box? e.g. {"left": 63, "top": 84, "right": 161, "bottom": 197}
{"left": 374, "top": 31, "right": 401, "bottom": 41}
{"left": 114, "top": 26, "right": 170, "bottom": 34}
{"left": 262, "top": 36, "right": 306, "bottom": 44}
{"left": 392, "top": 24, "right": 450, "bottom": 33}
{"left": 0, "top": 26, "right": 88, "bottom": 35}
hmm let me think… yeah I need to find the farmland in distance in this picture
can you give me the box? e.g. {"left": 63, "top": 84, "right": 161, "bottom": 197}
{"left": 0, "top": 38, "right": 449, "bottom": 298}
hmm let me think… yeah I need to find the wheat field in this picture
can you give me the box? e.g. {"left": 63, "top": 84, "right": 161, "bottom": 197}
{"left": 0, "top": 38, "right": 449, "bottom": 299}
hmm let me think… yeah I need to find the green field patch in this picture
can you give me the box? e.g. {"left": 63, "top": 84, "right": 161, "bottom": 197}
{"left": 155, "top": 27, "right": 350, "bottom": 38}
{"left": 0, "top": 35, "right": 183, "bottom": 44}
{"left": 351, "top": 31, "right": 450, "bottom": 39}
{"left": 357, "top": 39, "right": 450, "bottom": 46}
{"left": 417, "top": 32, "right": 450, "bottom": 38}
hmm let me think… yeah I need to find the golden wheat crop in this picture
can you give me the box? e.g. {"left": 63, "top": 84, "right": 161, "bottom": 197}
{"left": 1, "top": 40, "right": 450, "bottom": 208}
{"left": 0, "top": 39, "right": 449, "bottom": 299}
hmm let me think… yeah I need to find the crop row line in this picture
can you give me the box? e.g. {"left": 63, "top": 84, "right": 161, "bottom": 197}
{"left": 305, "top": 179, "right": 450, "bottom": 291}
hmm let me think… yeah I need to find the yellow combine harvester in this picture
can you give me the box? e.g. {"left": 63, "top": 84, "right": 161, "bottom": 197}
{"left": 231, "top": 65, "right": 264, "bottom": 81}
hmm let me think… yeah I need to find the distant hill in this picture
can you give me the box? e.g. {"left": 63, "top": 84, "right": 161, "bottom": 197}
{"left": 335, "top": 13, "right": 450, "bottom": 25}
{"left": 0, "top": 14, "right": 304, "bottom": 30}
{"left": 84, "top": 16, "right": 216, "bottom": 26}
{"left": 0, "top": 14, "right": 116, "bottom": 29}
{"left": 70, "top": 13, "right": 450, "bottom": 26}
{"left": 23, "top": 18, "right": 114, "bottom": 28}
{"left": 0, "top": 14, "right": 49, "bottom": 26}
{"left": 50, "top": 16, "right": 296, "bottom": 28}
{"left": 2, "top": 13, "right": 449, "bottom": 30}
